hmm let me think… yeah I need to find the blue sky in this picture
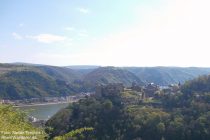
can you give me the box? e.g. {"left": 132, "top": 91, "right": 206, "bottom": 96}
{"left": 1, "top": 0, "right": 210, "bottom": 66}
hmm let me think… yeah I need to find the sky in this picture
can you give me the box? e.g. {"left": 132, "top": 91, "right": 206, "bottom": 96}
{"left": 1, "top": 0, "right": 210, "bottom": 67}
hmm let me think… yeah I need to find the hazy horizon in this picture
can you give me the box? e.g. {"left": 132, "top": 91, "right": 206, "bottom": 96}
{"left": 2, "top": 62, "right": 210, "bottom": 68}
{"left": 1, "top": 0, "right": 210, "bottom": 67}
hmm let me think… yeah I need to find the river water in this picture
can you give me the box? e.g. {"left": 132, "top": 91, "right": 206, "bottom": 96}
{"left": 18, "top": 103, "right": 70, "bottom": 120}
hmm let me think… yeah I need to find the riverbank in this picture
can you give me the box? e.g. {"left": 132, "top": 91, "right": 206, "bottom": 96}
{"left": 17, "top": 102, "right": 72, "bottom": 120}
{"left": 13, "top": 101, "right": 76, "bottom": 107}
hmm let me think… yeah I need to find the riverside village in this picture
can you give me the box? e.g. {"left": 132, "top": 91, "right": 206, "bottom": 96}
{"left": 0, "top": 82, "right": 180, "bottom": 106}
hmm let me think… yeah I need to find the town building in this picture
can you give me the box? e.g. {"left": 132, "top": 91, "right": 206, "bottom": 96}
{"left": 96, "top": 83, "right": 124, "bottom": 97}
{"left": 143, "top": 83, "right": 159, "bottom": 97}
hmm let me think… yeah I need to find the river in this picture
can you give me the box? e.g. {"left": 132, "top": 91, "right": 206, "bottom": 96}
{"left": 18, "top": 102, "right": 70, "bottom": 120}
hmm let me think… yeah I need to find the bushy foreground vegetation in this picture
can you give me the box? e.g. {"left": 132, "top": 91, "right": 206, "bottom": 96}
{"left": 0, "top": 105, "right": 46, "bottom": 139}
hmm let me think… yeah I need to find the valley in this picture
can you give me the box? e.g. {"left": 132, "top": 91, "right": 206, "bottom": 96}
{"left": 1, "top": 63, "right": 210, "bottom": 140}
{"left": 1, "top": 63, "right": 210, "bottom": 100}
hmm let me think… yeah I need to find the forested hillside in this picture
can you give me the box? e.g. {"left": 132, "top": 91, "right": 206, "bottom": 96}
{"left": 46, "top": 75, "right": 210, "bottom": 140}
{"left": 83, "top": 67, "right": 144, "bottom": 87}
{"left": 0, "top": 64, "right": 84, "bottom": 99}
{"left": 126, "top": 67, "right": 210, "bottom": 85}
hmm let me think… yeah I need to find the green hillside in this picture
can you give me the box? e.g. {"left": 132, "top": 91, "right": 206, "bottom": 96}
{"left": 37, "top": 65, "right": 82, "bottom": 82}
{"left": 0, "top": 64, "right": 83, "bottom": 99}
{"left": 83, "top": 67, "right": 144, "bottom": 87}
{"left": 0, "top": 70, "right": 76, "bottom": 99}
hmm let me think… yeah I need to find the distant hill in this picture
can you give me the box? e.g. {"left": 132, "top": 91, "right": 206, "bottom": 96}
{"left": 37, "top": 65, "right": 82, "bottom": 82}
{"left": 0, "top": 64, "right": 83, "bottom": 99}
{"left": 0, "top": 70, "right": 64, "bottom": 99}
{"left": 11, "top": 62, "right": 46, "bottom": 66}
{"left": 125, "top": 67, "right": 210, "bottom": 86}
{"left": 67, "top": 66, "right": 210, "bottom": 86}
{"left": 66, "top": 65, "right": 100, "bottom": 70}
{"left": 83, "top": 67, "right": 144, "bottom": 87}
{"left": 65, "top": 65, "right": 100, "bottom": 75}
